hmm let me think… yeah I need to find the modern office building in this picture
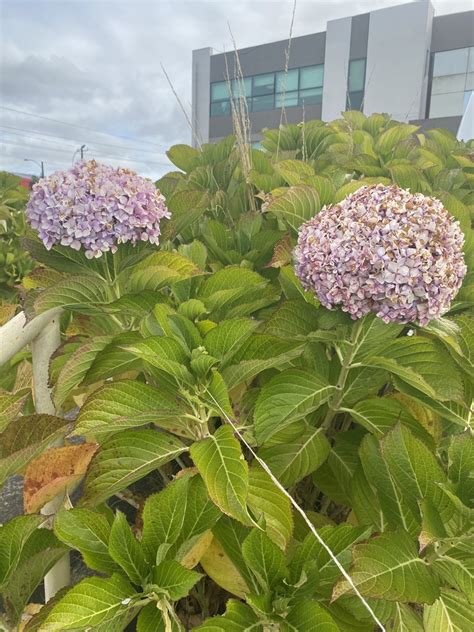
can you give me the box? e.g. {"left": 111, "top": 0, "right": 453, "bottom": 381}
{"left": 191, "top": 1, "right": 474, "bottom": 146}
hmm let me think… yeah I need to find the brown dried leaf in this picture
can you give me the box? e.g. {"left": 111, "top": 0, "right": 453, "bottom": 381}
{"left": 265, "top": 233, "right": 293, "bottom": 268}
{"left": 0, "top": 303, "right": 17, "bottom": 325}
{"left": 24, "top": 443, "right": 98, "bottom": 513}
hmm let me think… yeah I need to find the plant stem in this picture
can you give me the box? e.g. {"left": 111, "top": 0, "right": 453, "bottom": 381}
{"left": 321, "top": 318, "right": 365, "bottom": 431}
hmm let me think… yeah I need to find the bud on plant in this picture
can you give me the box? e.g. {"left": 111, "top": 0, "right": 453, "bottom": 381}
{"left": 294, "top": 184, "right": 467, "bottom": 325}
{"left": 26, "top": 160, "right": 170, "bottom": 259}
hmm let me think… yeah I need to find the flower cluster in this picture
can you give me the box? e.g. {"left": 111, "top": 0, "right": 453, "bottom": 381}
{"left": 26, "top": 160, "right": 170, "bottom": 258}
{"left": 294, "top": 184, "right": 467, "bottom": 325}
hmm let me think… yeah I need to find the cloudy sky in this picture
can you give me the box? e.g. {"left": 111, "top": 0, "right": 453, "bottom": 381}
{"left": 0, "top": 0, "right": 471, "bottom": 180}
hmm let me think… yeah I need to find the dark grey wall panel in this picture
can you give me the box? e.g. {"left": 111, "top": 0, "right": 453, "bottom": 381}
{"left": 431, "top": 12, "right": 474, "bottom": 52}
{"left": 210, "top": 32, "right": 326, "bottom": 82}
{"left": 409, "top": 116, "right": 462, "bottom": 134}
{"left": 350, "top": 13, "right": 370, "bottom": 59}
{"left": 209, "top": 103, "right": 323, "bottom": 139}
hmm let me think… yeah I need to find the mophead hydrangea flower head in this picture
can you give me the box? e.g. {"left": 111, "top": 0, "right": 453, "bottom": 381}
{"left": 26, "top": 160, "right": 170, "bottom": 259}
{"left": 294, "top": 184, "right": 466, "bottom": 326}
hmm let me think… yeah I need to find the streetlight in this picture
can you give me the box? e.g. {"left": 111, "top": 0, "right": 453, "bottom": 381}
{"left": 24, "top": 158, "right": 44, "bottom": 178}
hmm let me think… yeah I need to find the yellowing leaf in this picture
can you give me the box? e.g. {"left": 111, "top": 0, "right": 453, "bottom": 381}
{"left": 200, "top": 537, "right": 249, "bottom": 598}
{"left": 24, "top": 443, "right": 98, "bottom": 513}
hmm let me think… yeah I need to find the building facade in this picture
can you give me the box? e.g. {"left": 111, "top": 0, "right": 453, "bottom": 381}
{"left": 191, "top": 1, "right": 474, "bottom": 146}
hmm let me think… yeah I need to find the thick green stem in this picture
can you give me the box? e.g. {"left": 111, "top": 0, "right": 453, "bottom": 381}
{"left": 321, "top": 318, "right": 365, "bottom": 431}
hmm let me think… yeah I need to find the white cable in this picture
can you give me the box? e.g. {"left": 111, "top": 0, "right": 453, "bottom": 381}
{"left": 204, "top": 387, "right": 386, "bottom": 631}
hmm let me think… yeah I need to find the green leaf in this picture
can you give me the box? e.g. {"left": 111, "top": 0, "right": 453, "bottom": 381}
{"left": 126, "top": 251, "right": 201, "bottom": 292}
{"left": 247, "top": 463, "right": 293, "bottom": 549}
{"left": 359, "top": 434, "right": 420, "bottom": 535}
{"left": 432, "top": 539, "right": 474, "bottom": 602}
{"left": 221, "top": 335, "right": 303, "bottom": 390}
{"left": 375, "top": 124, "right": 419, "bottom": 155}
{"left": 365, "top": 337, "right": 463, "bottom": 402}
{"left": 388, "top": 603, "right": 423, "bottom": 631}
{"left": 109, "top": 511, "right": 148, "bottom": 585}
{"left": 285, "top": 600, "right": 338, "bottom": 631}
{"left": 241, "top": 529, "right": 287, "bottom": 591}
{"left": 152, "top": 559, "right": 202, "bottom": 600}
{"left": 264, "top": 300, "right": 319, "bottom": 340}
{"left": 53, "top": 336, "right": 112, "bottom": 408}
{"left": 204, "top": 318, "right": 260, "bottom": 365}
{"left": 254, "top": 369, "right": 335, "bottom": 444}
{"left": 0, "top": 390, "right": 28, "bottom": 432}
{"left": 190, "top": 425, "right": 253, "bottom": 526}
{"left": 332, "top": 530, "right": 439, "bottom": 603}
{"left": 195, "top": 599, "right": 262, "bottom": 631}
{"left": 136, "top": 603, "right": 167, "bottom": 632}
{"left": 210, "top": 516, "right": 257, "bottom": 592}
{"left": 423, "top": 588, "right": 473, "bottom": 631}
{"left": 141, "top": 475, "right": 189, "bottom": 564}
{"left": 273, "top": 159, "right": 315, "bottom": 185}
{"left": 343, "top": 396, "right": 426, "bottom": 439}
{"left": 34, "top": 275, "right": 110, "bottom": 313}
{"left": 2, "top": 534, "right": 67, "bottom": 625}
{"left": 265, "top": 185, "right": 320, "bottom": 231}
{"left": 124, "top": 336, "right": 193, "bottom": 384}
{"left": 54, "top": 508, "right": 119, "bottom": 574}
{"left": 73, "top": 380, "right": 192, "bottom": 439}
{"left": 81, "top": 430, "right": 187, "bottom": 506}
{"left": 167, "top": 144, "right": 201, "bottom": 172}
{"left": 41, "top": 573, "right": 136, "bottom": 631}
{"left": 259, "top": 425, "right": 330, "bottom": 487}
{"left": 381, "top": 424, "right": 447, "bottom": 516}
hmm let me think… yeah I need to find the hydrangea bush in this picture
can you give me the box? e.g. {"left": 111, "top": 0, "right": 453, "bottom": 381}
{"left": 0, "top": 115, "right": 473, "bottom": 632}
{"left": 26, "top": 160, "right": 169, "bottom": 258}
{"left": 295, "top": 184, "right": 467, "bottom": 325}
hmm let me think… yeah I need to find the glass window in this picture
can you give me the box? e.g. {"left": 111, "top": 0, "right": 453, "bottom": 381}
{"left": 347, "top": 91, "right": 364, "bottom": 111}
{"left": 348, "top": 59, "right": 366, "bottom": 92}
{"left": 468, "top": 47, "right": 474, "bottom": 73}
{"left": 299, "top": 87, "right": 323, "bottom": 105}
{"left": 275, "top": 91, "right": 298, "bottom": 107}
{"left": 231, "top": 77, "right": 252, "bottom": 98}
{"left": 300, "top": 65, "right": 324, "bottom": 89}
{"left": 211, "top": 82, "right": 229, "bottom": 102}
{"left": 210, "top": 100, "right": 231, "bottom": 117}
{"left": 276, "top": 69, "right": 298, "bottom": 93}
{"left": 429, "top": 92, "right": 465, "bottom": 118}
{"left": 251, "top": 94, "right": 275, "bottom": 111}
{"left": 431, "top": 74, "right": 468, "bottom": 95}
{"left": 433, "top": 48, "right": 469, "bottom": 77}
{"left": 253, "top": 73, "right": 274, "bottom": 96}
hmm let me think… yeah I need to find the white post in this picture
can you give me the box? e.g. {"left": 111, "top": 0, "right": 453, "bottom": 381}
{"left": 30, "top": 313, "right": 71, "bottom": 601}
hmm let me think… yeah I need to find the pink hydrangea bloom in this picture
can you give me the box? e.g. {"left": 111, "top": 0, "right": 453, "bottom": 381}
{"left": 294, "top": 184, "right": 467, "bottom": 326}
{"left": 26, "top": 160, "right": 170, "bottom": 259}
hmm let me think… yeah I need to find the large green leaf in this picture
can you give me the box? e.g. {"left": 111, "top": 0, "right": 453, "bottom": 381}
{"left": 190, "top": 425, "right": 253, "bottom": 525}
{"left": 432, "top": 539, "right": 474, "bottom": 602}
{"left": 126, "top": 251, "right": 202, "bottom": 292}
{"left": 167, "top": 144, "right": 201, "bottom": 172}
{"left": 80, "top": 430, "right": 187, "bottom": 506}
{"left": 247, "top": 463, "right": 293, "bottom": 549}
{"left": 285, "top": 600, "right": 338, "bottom": 631}
{"left": 254, "top": 369, "right": 335, "bottom": 444}
{"left": 0, "top": 515, "right": 44, "bottom": 589}
{"left": 34, "top": 275, "right": 110, "bottom": 313}
{"left": 332, "top": 531, "right": 439, "bottom": 603}
{"left": 108, "top": 511, "right": 148, "bottom": 585}
{"left": 54, "top": 508, "right": 118, "bottom": 574}
{"left": 204, "top": 318, "right": 261, "bottom": 365}
{"left": 152, "top": 560, "right": 202, "bottom": 600}
{"left": 388, "top": 603, "right": 423, "bottom": 631}
{"left": 265, "top": 185, "right": 320, "bottom": 231}
{"left": 124, "top": 336, "right": 193, "bottom": 384}
{"left": 375, "top": 124, "right": 419, "bottom": 155}
{"left": 259, "top": 425, "right": 330, "bottom": 487}
{"left": 0, "top": 390, "right": 28, "bottom": 432}
{"left": 72, "top": 380, "right": 192, "bottom": 439}
{"left": 242, "top": 529, "right": 286, "bottom": 591}
{"left": 195, "top": 599, "right": 262, "bottom": 631}
{"left": 264, "top": 300, "right": 319, "bottom": 340}
{"left": 41, "top": 573, "right": 136, "bottom": 630}
{"left": 423, "top": 588, "right": 473, "bottom": 631}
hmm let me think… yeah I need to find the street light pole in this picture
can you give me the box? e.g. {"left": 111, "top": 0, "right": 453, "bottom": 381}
{"left": 24, "top": 158, "right": 45, "bottom": 178}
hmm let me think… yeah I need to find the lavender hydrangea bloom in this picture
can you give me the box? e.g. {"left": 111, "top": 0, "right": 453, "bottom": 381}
{"left": 294, "top": 184, "right": 467, "bottom": 326}
{"left": 26, "top": 160, "right": 170, "bottom": 259}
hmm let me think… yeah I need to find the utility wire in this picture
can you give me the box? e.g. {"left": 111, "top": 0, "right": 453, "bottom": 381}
{"left": 0, "top": 106, "right": 165, "bottom": 150}
{"left": 0, "top": 124, "right": 166, "bottom": 156}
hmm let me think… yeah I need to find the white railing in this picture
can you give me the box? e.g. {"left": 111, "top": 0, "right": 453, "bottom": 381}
{"left": 0, "top": 308, "right": 70, "bottom": 601}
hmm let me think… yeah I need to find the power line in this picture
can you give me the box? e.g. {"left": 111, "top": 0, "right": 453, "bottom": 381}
{"left": 0, "top": 106, "right": 165, "bottom": 150}
{"left": 0, "top": 123, "right": 165, "bottom": 156}
{"left": 0, "top": 138, "right": 171, "bottom": 167}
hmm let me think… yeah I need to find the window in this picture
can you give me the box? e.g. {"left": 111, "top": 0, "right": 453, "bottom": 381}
{"left": 429, "top": 47, "right": 474, "bottom": 118}
{"left": 210, "top": 64, "right": 324, "bottom": 116}
{"left": 346, "top": 58, "right": 366, "bottom": 111}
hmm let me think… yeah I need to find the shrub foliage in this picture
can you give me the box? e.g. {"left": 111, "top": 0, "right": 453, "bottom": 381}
{"left": 0, "top": 113, "right": 473, "bottom": 631}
